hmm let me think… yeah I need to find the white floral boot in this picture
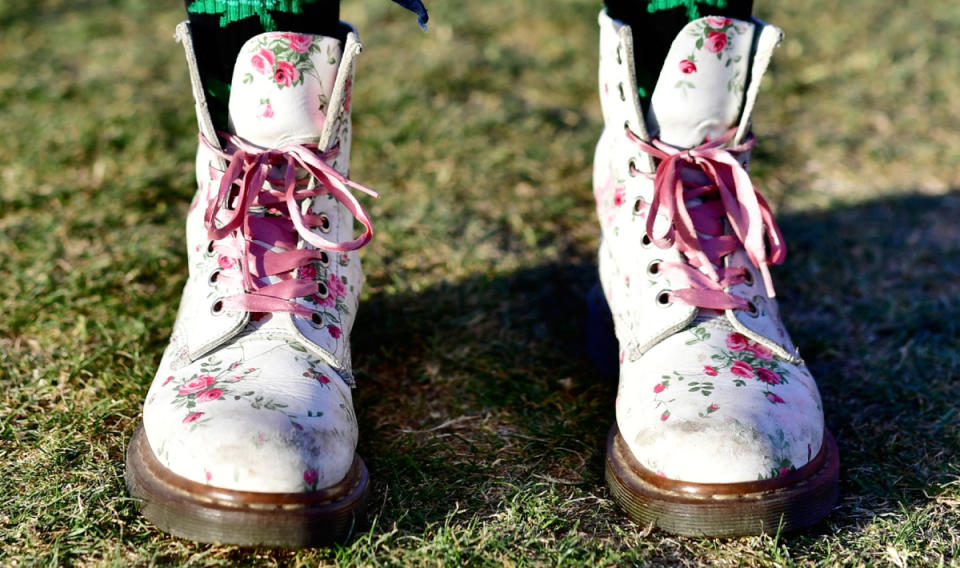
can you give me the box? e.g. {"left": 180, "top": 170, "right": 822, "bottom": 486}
{"left": 125, "top": 22, "right": 375, "bottom": 547}
{"left": 593, "top": 11, "right": 839, "bottom": 536}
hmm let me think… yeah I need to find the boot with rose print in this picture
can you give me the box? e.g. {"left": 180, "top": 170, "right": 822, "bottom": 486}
{"left": 125, "top": 22, "right": 375, "bottom": 547}
{"left": 592, "top": 11, "right": 839, "bottom": 536}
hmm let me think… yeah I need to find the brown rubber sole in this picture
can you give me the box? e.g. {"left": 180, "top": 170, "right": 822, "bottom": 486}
{"left": 125, "top": 423, "right": 369, "bottom": 547}
{"left": 605, "top": 425, "right": 839, "bottom": 537}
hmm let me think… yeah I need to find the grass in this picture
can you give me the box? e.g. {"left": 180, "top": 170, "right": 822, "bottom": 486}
{"left": 2, "top": 0, "right": 960, "bottom": 565}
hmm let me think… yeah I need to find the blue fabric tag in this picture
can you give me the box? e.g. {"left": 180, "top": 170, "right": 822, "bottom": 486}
{"left": 390, "top": 0, "right": 429, "bottom": 30}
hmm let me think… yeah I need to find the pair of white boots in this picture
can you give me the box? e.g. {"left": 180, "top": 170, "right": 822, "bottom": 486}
{"left": 124, "top": 12, "right": 838, "bottom": 546}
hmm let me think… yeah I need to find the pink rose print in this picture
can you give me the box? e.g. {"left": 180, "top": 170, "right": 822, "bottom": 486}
{"left": 251, "top": 48, "right": 276, "bottom": 75}
{"left": 749, "top": 342, "right": 773, "bottom": 361}
{"left": 303, "top": 468, "right": 319, "bottom": 487}
{"left": 730, "top": 360, "right": 755, "bottom": 378}
{"left": 317, "top": 374, "right": 331, "bottom": 385}
{"left": 596, "top": 173, "right": 620, "bottom": 226}
{"left": 281, "top": 33, "right": 312, "bottom": 53}
{"left": 756, "top": 368, "right": 781, "bottom": 385}
{"left": 653, "top": 383, "right": 666, "bottom": 394}
{"left": 706, "top": 16, "right": 732, "bottom": 28}
{"left": 328, "top": 273, "right": 346, "bottom": 299}
{"left": 725, "top": 332, "right": 749, "bottom": 352}
{"left": 613, "top": 185, "right": 626, "bottom": 207}
{"left": 778, "top": 466, "right": 791, "bottom": 476}
{"left": 706, "top": 31, "right": 728, "bottom": 53}
{"left": 707, "top": 403, "right": 719, "bottom": 413}
{"left": 300, "top": 263, "right": 317, "bottom": 280}
{"left": 195, "top": 388, "right": 224, "bottom": 403}
{"left": 679, "top": 58, "right": 697, "bottom": 74}
{"left": 619, "top": 350, "right": 625, "bottom": 364}
{"left": 703, "top": 365, "right": 718, "bottom": 376}
{"left": 766, "top": 392, "right": 785, "bottom": 404}
{"left": 257, "top": 103, "right": 274, "bottom": 119}
{"left": 182, "top": 411, "right": 205, "bottom": 424}
{"left": 205, "top": 471, "right": 212, "bottom": 482}
{"left": 217, "top": 254, "right": 235, "bottom": 270}
{"left": 328, "top": 325, "right": 342, "bottom": 339}
{"left": 274, "top": 61, "right": 299, "bottom": 87}
{"left": 660, "top": 410, "right": 671, "bottom": 422}
{"left": 178, "top": 375, "right": 215, "bottom": 394}
{"left": 162, "top": 375, "right": 174, "bottom": 386}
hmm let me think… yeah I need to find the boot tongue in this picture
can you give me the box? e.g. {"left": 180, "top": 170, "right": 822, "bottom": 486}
{"left": 646, "top": 17, "right": 756, "bottom": 149}
{"left": 227, "top": 32, "right": 343, "bottom": 148}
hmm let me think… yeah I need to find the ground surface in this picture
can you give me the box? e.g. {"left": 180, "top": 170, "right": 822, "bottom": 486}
{"left": 2, "top": 0, "right": 960, "bottom": 565}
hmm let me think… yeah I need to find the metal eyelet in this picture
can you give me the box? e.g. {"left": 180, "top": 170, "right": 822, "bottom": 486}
{"left": 208, "top": 269, "right": 221, "bottom": 285}
{"left": 618, "top": 83, "right": 626, "bottom": 102}
{"left": 746, "top": 300, "right": 760, "bottom": 317}
{"left": 628, "top": 158, "right": 639, "bottom": 177}
{"left": 318, "top": 251, "right": 330, "bottom": 267}
{"left": 318, "top": 214, "right": 331, "bottom": 233}
{"left": 316, "top": 281, "right": 329, "bottom": 299}
{"left": 310, "top": 312, "right": 325, "bottom": 327}
{"left": 641, "top": 233, "right": 653, "bottom": 247}
{"left": 656, "top": 290, "right": 673, "bottom": 307}
{"left": 743, "top": 270, "right": 754, "bottom": 287}
{"left": 616, "top": 44, "right": 623, "bottom": 65}
{"left": 210, "top": 299, "right": 225, "bottom": 315}
{"left": 206, "top": 240, "right": 215, "bottom": 254}
{"left": 646, "top": 260, "right": 662, "bottom": 276}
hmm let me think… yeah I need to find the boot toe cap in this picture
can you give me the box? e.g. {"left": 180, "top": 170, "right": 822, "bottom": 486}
{"left": 616, "top": 327, "right": 825, "bottom": 483}
{"left": 142, "top": 341, "right": 358, "bottom": 493}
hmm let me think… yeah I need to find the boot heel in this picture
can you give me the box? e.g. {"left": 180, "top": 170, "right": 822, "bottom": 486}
{"left": 586, "top": 283, "right": 618, "bottom": 378}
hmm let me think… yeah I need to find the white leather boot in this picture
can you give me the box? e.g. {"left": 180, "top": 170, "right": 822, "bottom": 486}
{"left": 593, "top": 11, "right": 838, "bottom": 536}
{"left": 125, "top": 22, "right": 373, "bottom": 547}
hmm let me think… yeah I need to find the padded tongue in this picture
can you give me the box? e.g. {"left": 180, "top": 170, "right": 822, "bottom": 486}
{"left": 646, "top": 17, "right": 756, "bottom": 148}
{"left": 228, "top": 32, "right": 343, "bottom": 148}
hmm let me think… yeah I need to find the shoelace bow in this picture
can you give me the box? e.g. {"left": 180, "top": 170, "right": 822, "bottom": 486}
{"left": 626, "top": 127, "right": 786, "bottom": 311}
{"left": 201, "top": 132, "right": 378, "bottom": 318}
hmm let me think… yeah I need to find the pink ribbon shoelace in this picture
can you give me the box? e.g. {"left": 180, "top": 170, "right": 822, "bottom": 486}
{"left": 201, "top": 133, "right": 378, "bottom": 318}
{"left": 627, "top": 127, "right": 786, "bottom": 311}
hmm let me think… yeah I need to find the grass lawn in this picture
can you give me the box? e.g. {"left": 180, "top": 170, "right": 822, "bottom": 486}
{"left": 3, "top": 0, "right": 960, "bottom": 565}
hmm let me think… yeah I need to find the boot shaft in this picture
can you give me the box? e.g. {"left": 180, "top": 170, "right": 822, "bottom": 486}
{"left": 594, "top": 11, "right": 798, "bottom": 362}
{"left": 167, "top": 22, "right": 368, "bottom": 384}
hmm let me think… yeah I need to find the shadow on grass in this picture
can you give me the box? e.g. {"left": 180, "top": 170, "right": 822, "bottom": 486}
{"left": 350, "top": 189, "right": 960, "bottom": 537}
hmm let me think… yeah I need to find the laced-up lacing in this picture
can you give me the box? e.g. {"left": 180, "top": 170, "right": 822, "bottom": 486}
{"left": 201, "top": 132, "right": 378, "bottom": 318}
{"left": 626, "top": 126, "right": 786, "bottom": 311}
